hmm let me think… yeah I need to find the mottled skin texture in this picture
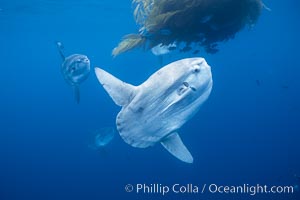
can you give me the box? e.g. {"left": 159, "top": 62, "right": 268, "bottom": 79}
{"left": 115, "top": 58, "right": 213, "bottom": 148}
{"left": 95, "top": 58, "right": 212, "bottom": 162}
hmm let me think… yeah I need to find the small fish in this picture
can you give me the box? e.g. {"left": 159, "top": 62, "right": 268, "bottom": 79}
{"left": 56, "top": 41, "right": 90, "bottom": 103}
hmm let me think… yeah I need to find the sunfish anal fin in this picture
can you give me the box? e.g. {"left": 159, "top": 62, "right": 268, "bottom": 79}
{"left": 94, "top": 67, "right": 136, "bottom": 107}
{"left": 161, "top": 132, "right": 193, "bottom": 163}
{"left": 73, "top": 85, "right": 80, "bottom": 104}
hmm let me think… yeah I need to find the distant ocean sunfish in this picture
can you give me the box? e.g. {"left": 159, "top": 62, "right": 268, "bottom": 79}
{"left": 88, "top": 127, "right": 116, "bottom": 150}
{"left": 56, "top": 42, "right": 90, "bottom": 103}
{"left": 95, "top": 58, "right": 213, "bottom": 163}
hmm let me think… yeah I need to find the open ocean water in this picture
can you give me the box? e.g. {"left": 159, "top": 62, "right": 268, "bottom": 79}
{"left": 0, "top": 0, "right": 299, "bottom": 199}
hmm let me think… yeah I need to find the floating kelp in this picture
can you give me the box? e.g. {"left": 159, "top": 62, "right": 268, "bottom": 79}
{"left": 112, "top": 34, "right": 146, "bottom": 56}
{"left": 113, "top": 0, "right": 265, "bottom": 56}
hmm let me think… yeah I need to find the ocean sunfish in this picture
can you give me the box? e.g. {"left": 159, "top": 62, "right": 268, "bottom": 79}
{"left": 94, "top": 58, "right": 213, "bottom": 163}
{"left": 56, "top": 41, "right": 90, "bottom": 103}
{"left": 88, "top": 127, "right": 116, "bottom": 150}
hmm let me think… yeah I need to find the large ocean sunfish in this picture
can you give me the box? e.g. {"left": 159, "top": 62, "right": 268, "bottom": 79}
{"left": 56, "top": 42, "right": 90, "bottom": 103}
{"left": 95, "top": 58, "right": 213, "bottom": 163}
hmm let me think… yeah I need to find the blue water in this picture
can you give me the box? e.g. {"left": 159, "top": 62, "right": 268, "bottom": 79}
{"left": 0, "top": 0, "right": 299, "bottom": 199}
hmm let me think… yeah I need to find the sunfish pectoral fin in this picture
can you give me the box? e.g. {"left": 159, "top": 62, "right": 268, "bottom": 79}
{"left": 94, "top": 67, "right": 137, "bottom": 107}
{"left": 73, "top": 85, "right": 80, "bottom": 104}
{"left": 160, "top": 132, "right": 193, "bottom": 164}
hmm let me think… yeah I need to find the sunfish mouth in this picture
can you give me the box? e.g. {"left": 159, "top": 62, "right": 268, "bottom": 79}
{"left": 177, "top": 82, "right": 197, "bottom": 96}
{"left": 183, "top": 82, "right": 197, "bottom": 92}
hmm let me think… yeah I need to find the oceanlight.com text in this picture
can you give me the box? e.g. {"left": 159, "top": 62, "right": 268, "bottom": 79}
{"left": 124, "top": 183, "right": 295, "bottom": 196}
{"left": 207, "top": 184, "right": 294, "bottom": 196}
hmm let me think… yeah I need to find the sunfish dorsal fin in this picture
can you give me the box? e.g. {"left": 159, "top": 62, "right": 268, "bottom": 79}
{"left": 95, "top": 67, "right": 137, "bottom": 107}
{"left": 161, "top": 132, "right": 193, "bottom": 163}
{"left": 55, "top": 41, "right": 66, "bottom": 60}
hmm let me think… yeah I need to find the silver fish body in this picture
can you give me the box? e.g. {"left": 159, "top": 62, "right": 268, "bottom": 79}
{"left": 61, "top": 54, "right": 90, "bottom": 103}
{"left": 61, "top": 54, "right": 90, "bottom": 85}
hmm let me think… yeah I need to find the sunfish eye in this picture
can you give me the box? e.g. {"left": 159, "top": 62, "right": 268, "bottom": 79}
{"left": 193, "top": 65, "right": 201, "bottom": 73}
